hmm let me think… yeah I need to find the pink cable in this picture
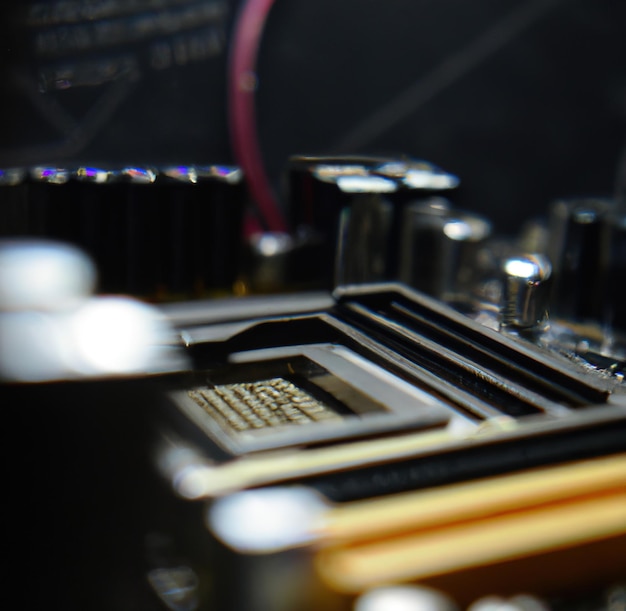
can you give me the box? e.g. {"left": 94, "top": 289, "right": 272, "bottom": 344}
{"left": 228, "top": 0, "right": 288, "bottom": 234}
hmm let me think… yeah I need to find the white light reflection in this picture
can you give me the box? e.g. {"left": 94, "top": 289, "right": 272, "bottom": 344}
{"left": 404, "top": 169, "right": 459, "bottom": 190}
{"left": 0, "top": 240, "right": 186, "bottom": 381}
{"left": 504, "top": 258, "right": 538, "bottom": 280}
{"left": 443, "top": 220, "right": 473, "bottom": 240}
{"left": 314, "top": 164, "right": 370, "bottom": 180}
{"left": 503, "top": 255, "right": 551, "bottom": 282}
{"left": 466, "top": 596, "right": 542, "bottom": 611}
{"left": 208, "top": 487, "right": 327, "bottom": 554}
{"left": 68, "top": 297, "right": 177, "bottom": 375}
{"left": 251, "top": 232, "right": 293, "bottom": 257}
{"left": 0, "top": 311, "right": 69, "bottom": 381}
{"left": 175, "top": 465, "right": 216, "bottom": 500}
{"left": 356, "top": 586, "right": 459, "bottom": 611}
{"left": 336, "top": 175, "right": 397, "bottom": 193}
{"left": 0, "top": 240, "right": 96, "bottom": 311}
{"left": 443, "top": 217, "right": 491, "bottom": 241}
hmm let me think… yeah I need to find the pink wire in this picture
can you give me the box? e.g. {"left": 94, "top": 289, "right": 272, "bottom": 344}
{"left": 228, "top": 0, "right": 288, "bottom": 234}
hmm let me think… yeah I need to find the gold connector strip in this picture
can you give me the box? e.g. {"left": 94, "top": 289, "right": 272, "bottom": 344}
{"left": 315, "top": 454, "right": 626, "bottom": 593}
{"left": 318, "top": 452, "right": 626, "bottom": 542}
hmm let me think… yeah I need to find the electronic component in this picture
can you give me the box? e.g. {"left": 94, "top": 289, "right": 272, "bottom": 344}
{"left": 0, "top": 165, "right": 245, "bottom": 299}
{"left": 148, "top": 282, "right": 625, "bottom": 610}
{"left": 1, "top": 2, "right": 625, "bottom": 609}
{"left": 2, "top": 150, "right": 626, "bottom": 610}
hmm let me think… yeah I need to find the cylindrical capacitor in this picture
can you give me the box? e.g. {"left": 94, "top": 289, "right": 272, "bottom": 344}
{"left": 120, "top": 166, "right": 160, "bottom": 297}
{"left": 333, "top": 173, "right": 398, "bottom": 285}
{"left": 399, "top": 198, "right": 492, "bottom": 302}
{"left": 1, "top": 163, "right": 245, "bottom": 301}
{"left": 73, "top": 166, "right": 119, "bottom": 294}
{"left": 287, "top": 156, "right": 382, "bottom": 288}
{"left": 287, "top": 154, "right": 384, "bottom": 231}
{"left": 547, "top": 198, "right": 612, "bottom": 323}
{"left": 124, "top": 164, "right": 246, "bottom": 300}
{"left": 192, "top": 165, "right": 246, "bottom": 296}
{"left": 500, "top": 254, "right": 552, "bottom": 331}
{"left": 0, "top": 168, "right": 28, "bottom": 237}
{"left": 157, "top": 166, "right": 199, "bottom": 298}
{"left": 27, "top": 166, "right": 77, "bottom": 241}
{"left": 286, "top": 155, "right": 459, "bottom": 289}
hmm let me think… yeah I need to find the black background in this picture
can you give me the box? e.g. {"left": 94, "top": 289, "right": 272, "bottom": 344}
{"left": 1, "top": 0, "right": 625, "bottom": 234}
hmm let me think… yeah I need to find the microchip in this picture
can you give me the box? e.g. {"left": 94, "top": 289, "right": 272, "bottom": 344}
{"left": 188, "top": 377, "right": 342, "bottom": 433}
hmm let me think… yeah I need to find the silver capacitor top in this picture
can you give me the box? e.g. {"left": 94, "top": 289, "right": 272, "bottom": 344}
{"left": 500, "top": 254, "right": 552, "bottom": 331}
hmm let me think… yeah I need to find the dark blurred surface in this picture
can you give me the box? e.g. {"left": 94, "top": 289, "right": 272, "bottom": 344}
{"left": 3, "top": 377, "right": 175, "bottom": 610}
{"left": 0, "top": 0, "right": 235, "bottom": 167}
{"left": 1, "top": 0, "right": 625, "bottom": 235}
{"left": 255, "top": 0, "right": 626, "bottom": 234}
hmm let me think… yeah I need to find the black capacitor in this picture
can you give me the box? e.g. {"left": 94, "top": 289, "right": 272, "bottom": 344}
{"left": 547, "top": 198, "right": 613, "bottom": 324}
{"left": 287, "top": 154, "right": 385, "bottom": 230}
{"left": 157, "top": 166, "right": 198, "bottom": 298}
{"left": 287, "top": 155, "right": 382, "bottom": 288}
{"left": 286, "top": 155, "right": 459, "bottom": 289}
{"left": 332, "top": 172, "right": 398, "bottom": 286}
{"left": 121, "top": 167, "right": 161, "bottom": 297}
{"left": 192, "top": 165, "right": 246, "bottom": 296}
{"left": 0, "top": 169, "right": 29, "bottom": 237}
{"left": 398, "top": 198, "right": 491, "bottom": 302}
{"left": 26, "top": 166, "right": 79, "bottom": 241}
{"left": 123, "top": 165, "right": 246, "bottom": 300}
{"left": 73, "top": 167, "right": 126, "bottom": 294}
{"left": 1, "top": 166, "right": 126, "bottom": 293}
{"left": 153, "top": 165, "right": 245, "bottom": 298}
{"left": 0, "top": 164, "right": 245, "bottom": 300}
